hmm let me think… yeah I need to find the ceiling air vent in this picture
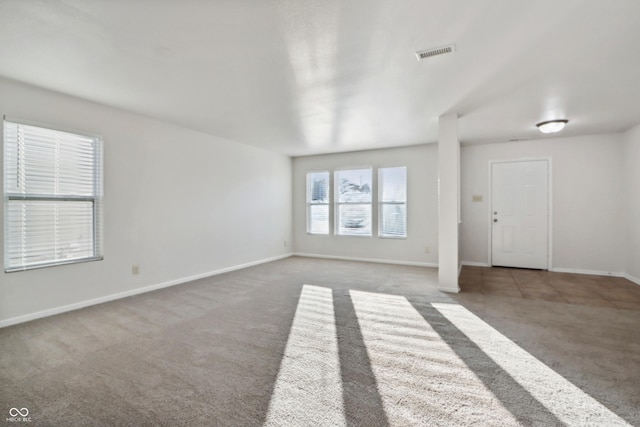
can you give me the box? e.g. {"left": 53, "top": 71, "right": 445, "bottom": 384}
{"left": 415, "top": 44, "right": 456, "bottom": 61}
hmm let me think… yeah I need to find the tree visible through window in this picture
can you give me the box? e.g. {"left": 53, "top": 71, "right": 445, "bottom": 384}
{"left": 335, "top": 168, "right": 372, "bottom": 236}
{"left": 3, "top": 120, "right": 103, "bottom": 272}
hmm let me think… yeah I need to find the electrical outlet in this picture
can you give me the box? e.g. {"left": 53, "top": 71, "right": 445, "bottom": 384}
{"left": 425, "top": 246, "right": 431, "bottom": 254}
{"left": 132, "top": 264, "right": 140, "bottom": 275}
{"left": 283, "top": 240, "right": 287, "bottom": 247}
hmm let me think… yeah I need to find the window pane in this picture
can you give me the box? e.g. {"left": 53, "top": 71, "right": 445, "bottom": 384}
{"left": 309, "top": 205, "right": 329, "bottom": 234}
{"left": 379, "top": 166, "right": 407, "bottom": 238}
{"left": 307, "top": 171, "right": 329, "bottom": 203}
{"left": 336, "top": 169, "right": 372, "bottom": 203}
{"left": 7, "top": 200, "right": 95, "bottom": 269}
{"left": 337, "top": 204, "right": 371, "bottom": 236}
{"left": 4, "top": 120, "right": 103, "bottom": 271}
{"left": 306, "top": 171, "right": 329, "bottom": 235}
{"left": 380, "top": 204, "right": 406, "bottom": 237}
{"left": 4, "top": 122, "right": 97, "bottom": 196}
{"left": 380, "top": 167, "right": 407, "bottom": 202}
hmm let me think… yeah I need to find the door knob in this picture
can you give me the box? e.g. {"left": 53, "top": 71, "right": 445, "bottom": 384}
{"left": 493, "top": 219, "right": 498, "bottom": 222}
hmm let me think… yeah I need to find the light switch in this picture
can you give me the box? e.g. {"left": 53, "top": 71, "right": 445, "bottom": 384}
{"left": 472, "top": 195, "right": 483, "bottom": 202}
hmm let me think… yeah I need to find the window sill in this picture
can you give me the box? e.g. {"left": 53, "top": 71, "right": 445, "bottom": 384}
{"left": 5, "top": 256, "right": 104, "bottom": 273}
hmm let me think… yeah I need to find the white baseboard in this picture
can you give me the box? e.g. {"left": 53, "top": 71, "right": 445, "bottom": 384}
{"left": 461, "top": 261, "right": 491, "bottom": 267}
{"left": 624, "top": 273, "right": 640, "bottom": 286}
{"left": 0, "top": 253, "right": 293, "bottom": 329}
{"left": 549, "top": 267, "right": 625, "bottom": 277}
{"left": 293, "top": 252, "right": 438, "bottom": 268}
{"left": 459, "top": 262, "right": 629, "bottom": 278}
{"left": 439, "top": 286, "right": 460, "bottom": 294}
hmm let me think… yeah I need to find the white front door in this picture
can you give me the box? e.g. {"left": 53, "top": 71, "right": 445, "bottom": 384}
{"left": 491, "top": 160, "right": 549, "bottom": 269}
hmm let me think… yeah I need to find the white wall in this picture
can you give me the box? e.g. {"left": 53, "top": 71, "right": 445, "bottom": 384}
{"left": 292, "top": 145, "right": 438, "bottom": 266}
{"left": 623, "top": 124, "right": 640, "bottom": 283}
{"left": 0, "top": 77, "right": 292, "bottom": 325}
{"left": 460, "top": 134, "right": 625, "bottom": 275}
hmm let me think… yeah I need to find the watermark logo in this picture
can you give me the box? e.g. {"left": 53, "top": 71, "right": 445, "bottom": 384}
{"left": 6, "top": 408, "right": 31, "bottom": 423}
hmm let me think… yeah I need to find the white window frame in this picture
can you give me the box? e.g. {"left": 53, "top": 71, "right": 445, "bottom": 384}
{"left": 3, "top": 117, "right": 104, "bottom": 272}
{"left": 378, "top": 166, "right": 407, "bottom": 239}
{"left": 335, "top": 167, "right": 373, "bottom": 237}
{"left": 306, "top": 170, "right": 330, "bottom": 235}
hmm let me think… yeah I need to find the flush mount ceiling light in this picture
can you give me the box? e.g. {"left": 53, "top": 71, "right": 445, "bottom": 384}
{"left": 536, "top": 119, "right": 568, "bottom": 134}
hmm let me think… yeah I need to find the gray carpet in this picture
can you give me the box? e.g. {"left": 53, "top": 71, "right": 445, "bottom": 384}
{"left": 1, "top": 256, "right": 639, "bottom": 426}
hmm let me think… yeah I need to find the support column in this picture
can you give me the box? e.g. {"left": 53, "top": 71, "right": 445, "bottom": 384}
{"left": 438, "top": 113, "right": 460, "bottom": 292}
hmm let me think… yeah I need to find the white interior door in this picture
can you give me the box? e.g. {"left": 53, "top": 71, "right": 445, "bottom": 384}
{"left": 491, "top": 160, "right": 549, "bottom": 269}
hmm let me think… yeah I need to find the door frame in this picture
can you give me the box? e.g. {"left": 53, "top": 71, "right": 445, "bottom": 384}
{"left": 487, "top": 157, "right": 553, "bottom": 270}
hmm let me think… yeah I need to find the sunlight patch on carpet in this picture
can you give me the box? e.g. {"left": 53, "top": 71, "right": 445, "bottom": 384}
{"left": 264, "top": 285, "right": 345, "bottom": 426}
{"left": 432, "top": 302, "right": 631, "bottom": 426}
{"left": 265, "top": 286, "right": 630, "bottom": 426}
{"left": 350, "top": 290, "right": 521, "bottom": 426}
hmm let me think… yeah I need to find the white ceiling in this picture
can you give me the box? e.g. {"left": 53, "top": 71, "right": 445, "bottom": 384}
{"left": 1, "top": 0, "right": 639, "bottom": 156}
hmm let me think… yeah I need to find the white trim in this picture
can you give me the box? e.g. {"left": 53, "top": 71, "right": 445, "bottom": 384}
{"left": 464, "top": 263, "right": 638, "bottom": 285}
{"left": 463, "top": 263, "right": 631, "bottom": 281}
{"left": 487, "top": 160, "right": 492, "bottom": 265}
{"left": 461, "top": 261, "right": 491, "bottom": 267}
{"left": 488, "top": 157, "right": 553, "bottom": 269}
{"left": 623, "top": 273, "right": 640, "bottom": 286}
{"left": 549, "top": 267, "right": 625, "bottom": 277}
{"left": 294, "top": 252, "right": 438, "bottom": 268}
{"left": 0, "top": 253, "right": 293, "bottom": 329}
{"left": 439, "top": 286, "right": 460, "bottom": 294}
{"left": 548, "top": 158, "right": 554, "bottom": 270}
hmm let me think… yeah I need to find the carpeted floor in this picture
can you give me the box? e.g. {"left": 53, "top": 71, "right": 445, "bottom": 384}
{"left": 1, "top": 256, "right": 639, "bottom": 426}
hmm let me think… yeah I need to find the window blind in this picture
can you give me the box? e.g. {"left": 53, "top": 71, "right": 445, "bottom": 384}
{"left": 3, "top": 120, "right": 103, "bottom": 271}
{"left": 306, "top": 171, "right": 330, "bottom": 234}
{"left": 379, "top": 166, "right": 407, "bottom": 238}
{"left": 335, "top": 168, "right": 372, "bottom": 236}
